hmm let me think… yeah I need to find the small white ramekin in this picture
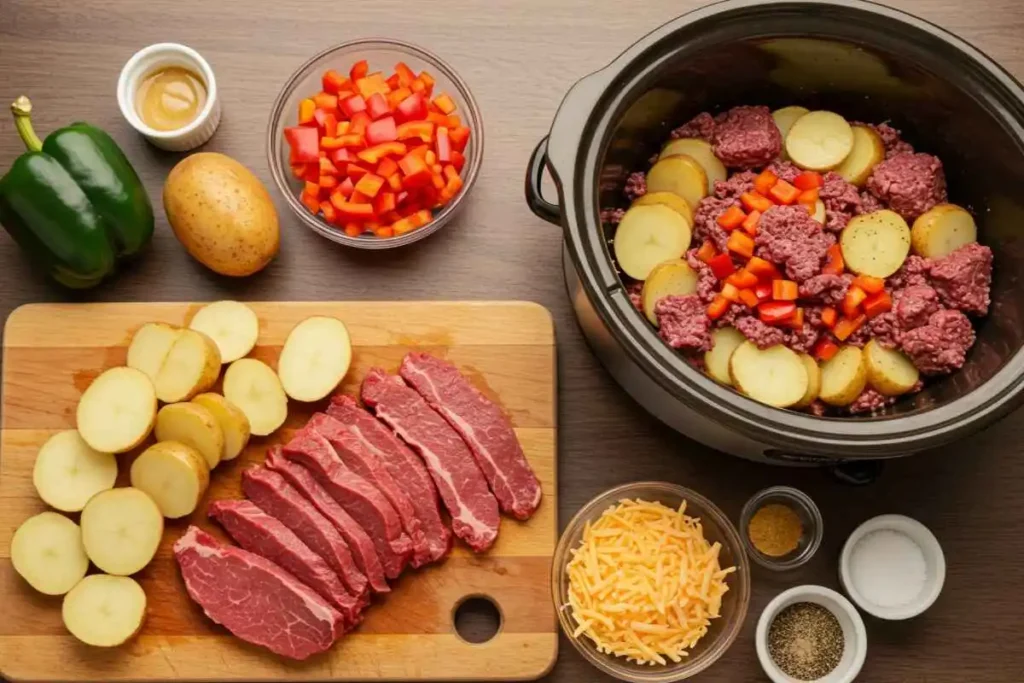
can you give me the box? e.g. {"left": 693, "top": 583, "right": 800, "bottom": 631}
{"left": 756, "top": 585, "right": 867, "bottom": 683}
{"left": 839, "top": 514, "right": 946, "bottom": 620}
{"left": 116, "top": 43, "right": 221, "bottom": 152}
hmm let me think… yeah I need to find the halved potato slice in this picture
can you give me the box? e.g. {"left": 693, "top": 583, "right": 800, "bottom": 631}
{"left": 819, "top": 345, "right": 868, "bottom": 406}
{"left": 188, "top": 300, "right": 260, "bottom": 363}
{"left": 641, "top": 259, "right": 699, "bottom": 325}
{"left": 155, "top": 402, "right": 224, "bottom": 470}
{"left": 864, "top": 339, "right": 920, "bottom": 396}
{"left": 659, "top": 139, "right": 727, "bottom": 193}
{"left": 278, "top": 316, "right": 353, "bottom": 402}
{"left": 645, "top": 154, "right": 708, "bottom": 209}
{"left": 834, "top": 125, "right": 885, "bottom": 187}
{"left": 841, "top": 209, "right": 911, "bottom": 278}
{"left": 154, "top": 329, "right": 221, "bottom": 403}
{"left": 130, "top": 441, "right": 210, "bottom": 519}
{"left": 80, "top": 487, "right": 163, "bottom": 576}
{"left": 11, "top": 512, "right": 89, "bottom": 596}
{"left": 911, "top": 204, "right": 977, "bottom": 259}
{"left": 126, "top": 322, "right": 181, "bottom": 382}
{"left": 772, "top": 106, "right": 810, "bottom": 157}
{"left": 191, "top": 393, "right": 251, "bottom": 461}
{"left": 33, "top": 430, "right": 117, "bottom": 512}
{"left": 76, "top": 367, "right": 157, "bottom": 454}
{"left": 792, "top": 353, "right": 822, "bottom": 408}
{"left": 62, "top": 575, "right": 147, "bottom": 647}
{"left": 613, "top": 205, "right": 692, "bottom": 280}
{"left": 632, "top": 191, "right": 694, "bottom": 225}
{"left": 729, "top": 341, "right": 809, "bottom": 408}
{"left": 811, "top": 199, "right": 826, "bottom": 225}
{"left": 704, "top": 327, "right": 746, "bottom": 386}
{"left": 223, "top": 358, "right": 288, "bottom": 437}
{"left": 785, "top": 110, "right": 855, "bottom": 171}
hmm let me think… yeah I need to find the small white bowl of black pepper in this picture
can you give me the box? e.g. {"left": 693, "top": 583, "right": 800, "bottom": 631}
{"left": 756, "top": 585, "right": 866, "bottom": 683}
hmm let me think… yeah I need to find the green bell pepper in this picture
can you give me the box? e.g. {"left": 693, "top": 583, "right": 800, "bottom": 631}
{"left": 0, "top": 96, "right": 154, "bottom": 288}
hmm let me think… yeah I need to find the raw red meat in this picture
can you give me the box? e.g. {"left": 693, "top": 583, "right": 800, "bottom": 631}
{"left": 173, "top": 526, "right": 344, "bottom": 660}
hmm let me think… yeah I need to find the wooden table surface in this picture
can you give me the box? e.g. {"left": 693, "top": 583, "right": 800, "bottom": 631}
{"left": 2, "top": 0, "right": 1023, "bottom": 681}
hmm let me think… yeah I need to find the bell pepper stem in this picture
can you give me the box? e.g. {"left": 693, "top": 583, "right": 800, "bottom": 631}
{"left": 11, "top": 96, "right": 44, "bottom": 152}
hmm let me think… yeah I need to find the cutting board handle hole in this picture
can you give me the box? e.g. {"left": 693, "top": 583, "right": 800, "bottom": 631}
{"left": 452, "top": 594, "right": 503, "bottom": 644}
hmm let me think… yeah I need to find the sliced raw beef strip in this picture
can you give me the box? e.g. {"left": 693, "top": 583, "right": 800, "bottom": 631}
{"left": 208, "top": 499, "right": 364, "bottom": 627}
{"left": 327, "top": 396, "right": 452, "bottom": 563}
{"left": 361, "top": 368, "right": 500, "bottom": 552}
{"left": 173, "top": 526, "right": 344, "bottom": 660}
{"left": 400, "top": 353, "right": 542, "bottom": 520}
{"left": 283, "top": 428, "right": 412, "bottom": 579}
{"left": 265, "top": 446, "right": 389, "bottom": 593}
{"left": 308, "top": 412, "right": 432, "bottom": 567}
{"left": 242, "top": 467, "right": 369, "bottom": 601}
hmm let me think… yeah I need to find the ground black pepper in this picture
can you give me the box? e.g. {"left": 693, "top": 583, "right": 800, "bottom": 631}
{"left": 767, "top": 602, "right": 844, "bottom": 681}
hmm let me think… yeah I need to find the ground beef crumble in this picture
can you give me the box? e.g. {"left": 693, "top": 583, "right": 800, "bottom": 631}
{"left": 624, "top": 171, "right": 647, "bottom": 201}
{"left": 734, "top": 315, "right": 788, "bottom": 349}
{"left": 692, "top": 196, "right": 736, "bottom": 252}
{"left": 928, "top": 243, "right": 993, "bottom": 315}
{"left": 712, "top": 106, "right": 782, "bottom": 169}
{"left": 901, "top": 309, "right": 975, "bottom": 375}
{"left": 713, "top": 171, "right": 757, "bottom": 201}
{"left": 655, "top": 295, "right": 712, "bottom": 352}
{"left": 819, "top": 171, "right": 862, "bottom": 233}
{"left": 800, "top": 273, "right": 853, "bottom": 305}
{"left": 866, "top": 152, "right": 947, "bottom": 221}
{"left": 670, "top": 112, "right": 716, "bottom": 142}
{"left": 755, "top": 206, "right": 833, "bottom": 282}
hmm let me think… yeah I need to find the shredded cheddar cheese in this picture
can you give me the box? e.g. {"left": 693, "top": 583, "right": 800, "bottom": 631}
{"left": 563, "top": 498, "right": 736, "bottom": 665}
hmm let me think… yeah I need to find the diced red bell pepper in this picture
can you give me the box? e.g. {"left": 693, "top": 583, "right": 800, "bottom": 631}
{"left": 852, "top": 274, "right": 886, "bottom": 295}
{"left": 726, "top": 230, "right": 755, "bottom": 259}
{"left": 313, "top": 92, "right": 338, "bottom": 112}
{"left": 388, "top": 173, "right": 403, "bottom": 192}
{"left": 397, "top": 121, "right": 435, "bottom": 143}
{"left": 755, "top": 282, "right": 773, "bottom": 301}
{"left": 726, "top": 269, "right": 759, "bottom": 289}
{"left": 366, "top": 93, "right": 390, "bottom": 121}
{"left": 396, "top": 93, "right": 428, "bottom": 122}
{"left": 787, "top": 307, "right": 805, "bottom": 329}
{"left": 707, "top": 295, "right": 731, "bottom": 320}
{"left": 754, "top": 170, "right": 778, "bottom": 196}
{"left": 418, "top": 71, "right": 436, "bottom": 90}
{"left": 300, "top": 189, "right": 321, "bottom": 214}
{"left": 696, "top": 240, "right": 717, "bottom": 264}
{"left": 433, "top": 93, "right": 457, "bottom": 115}
{"left": 721, "top": 282, "right": 741, "bottom": 302}
{"left": 354, "top": 172, "right": 386, "bottom": 199}
{"left": 322, "top": 113, "right": 339, "bottom": 138}
{"left": 822, "top": 244, "right": 845, "bottom": 275}
{"left": 813, "top": 338, "right": 839, "bottom": 361}
{"left": 327, "top": 133, "right": 367, "bottom": 150}
{"left": 303, "top": 181, "right": 321, "bottom": 198}
{"left": 313, "top": 108, "right": 330, "bottom": 128}
{"left": 793, "top": 171, "right": 824, "bottom": 191}
{"left": 773, "top": 279, "right": 799, "bottom": 301}
{"left": 387, "top": 87, "right": 412, "bottom": 110}
{"left": 741, "top": 192, "right": 774, "bottom": 213}
{"left": 386, "top": 73, "right": 401, "bottom": 91}
{"left": 350, "top": 59, "right": 369, "bottom": 82}
{"left": 435, "top": 126, "right": 452, "bottom": 163}
{"left": 439, "top": 165, "right": 463, "bottom": 202}
{"left": 284, "top": 126, "right": 320, "bottom": 163}
{"left": 769, "top": 179, "right": 801, "bottom": 205}
{"left": 337, "top": 177, "right": 355, "bottom": 199}
{"left": 741, "top": 209, "right": 761, "bottom": 236}
{"left": 392, "top": 209, "right": 433, "bottom": 236}
{"left": 342, "top": 222, "right": 362, "bottom": 237}
{"left": 821, "top": 306, "right": 838, "bottom": 329}
{"left": 339, "top": 94, "right": 368, "bottom": 119}
{"left": 717, "top": 206, "right": 747, "bottom": 230}
{"left": 448, "top": 126, "right": 470, "bottom": 152}
{"left": 747, "top": 256, "right": 781, "bottom": 280}
{"left": 298, "top": 98, "right": 316, "bottom": 126}
{"left": 320, "top": 200, "right": 339, "bottom": 224}
{"left": 375, "top": 225, "right": 395, "bottom": 238}
{"left": 398, "top": 152, "right": 432, "bottom": 188}
{"left": 349, "top": 189, "right": 372, "bottom": 206}
{"left": 863, "top": 291, "right": 893, "bottom": 319}
{"left": 738, "top": 288, "right": 760, "bottom": 308}
{"left": 376, "top": 157, "right": 399, "bottom": 179}
{"left": 358, "top": 141, "right": 407, "bottom": 166}
{"left": 707, "top": 253, "right": 736, "bottom": 280}
{"left": 451, "top": 150, "right": 466, "bottom": 174}
{"left": 759, "top": 301, "right": 797, "bottom": 324}
{"left": 797, "top": 188, "right": 819, "bottom": 205}
{"left": 425, "top": 149, "right": 438, "bottom": 166}
{"left": 410, "top": 77, "right": 430, "bottom": 97}
{"left": 319, "top": 156, "right": 340, "bottom": 177}
{"left": 373, "top": 191, "right": 397, "bottom": 215}
{"left": 365, "top": 116, "right": 398, "bottom": 146}
{"left": 355, "top": 73, "right": 390, "bottom": 100}
{"left": 833, "top": 314, "right": 866, "bottom": 341}
{"left": 330, "top": 148, "right": 354, "bottom": 167}
{"left": 349, "top": 111, "right": 371, "bottom": 136}
{"left": 842, "top": 286, "right": 868, "bottom": 318}
{"left": 322, "top": 70, "right": 348, "bottom": 95}
{"left": 335, "top": 200, "right": 375, "bottom": 222}
{"left": 394, "top": 61, "right": 416, "bottom": 87}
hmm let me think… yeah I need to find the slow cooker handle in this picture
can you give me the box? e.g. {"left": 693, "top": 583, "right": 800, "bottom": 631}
{"left": 525, "top": 136, "right": 562, "bottom": 225}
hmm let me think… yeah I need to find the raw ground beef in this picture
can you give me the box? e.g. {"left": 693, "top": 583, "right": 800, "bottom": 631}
{"left": 901, "top": 309, "right": 975, "bottom": 375}
{"left": 713, "top": 171, "right": 757, "bottom": 200}
{"left": 848, "top": 388, "right": 897, "bottom": 414}
{"left": 866, "top": 152, "right": 947, "bottom": 221}
{"left": 735, "top": 315, "right": 787, "bottom": 349}
{"left": 601, "top": 208, "right": 625, "bottom": 225}
{"left": 928, "top": 243, "right": 993, "bottom": 315}
{"left": 858, "top": 191, "right": 885, "bottom": 214}
{"left": 872, "top": 122, "right": 915, "bottom": 158}
{"left": 671, "top": 112, "right": 716, "bottom": 142}
{"left": 894, "top": 284, "right": 940, "bottom": 330}
{"left": 787, "top": 322, "right": 820, "bottom": 354}
{"left": 819, "top": 172, "right": 862, "bottom": 233}
{"left": 626, "top": 281, "right": 643, "bottom": 313}
{"left": 867, "top": 311, "right": 900, "bottom": 349}
{"left": 766, "top": 160, "right": 802, "bottom": 184}
{"left": 692, "top": 196, "right": 736, "bottom": 251}
{"left": 712, "top": 106, "right": 782, "bottom": 169}
{"left": 887, "top": 254, "right": 932, "bottom": 289}
{"left": 624, "top": 171, "right": 647, "bottom": 200}
{"left": 755, "top": 205, "right": 833, "bottom": 282}
{"left": 686, "top": 249, "right": 719, "bottom": 303}
{"left": 656, "top": 295, "right": 712, "bottom": 351}
{"left": 800, "top": 273, "right": 853, "bottom": 305}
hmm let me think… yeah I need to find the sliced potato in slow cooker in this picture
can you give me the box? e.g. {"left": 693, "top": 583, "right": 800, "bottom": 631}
{"left": 729, "top": 342, "right": 809, "bottom": 408}
{"left": 834, "top": 124, "right": 885, "bottom": 187}
{"left": 704, "top": 327, "right": 746, "bottom": 386}
{"left": 840, "top": 209, "right": 911, "bottom": 278}
{"left": 811, "top": 199, "right": 826, "bottom": 225}
{"left": 613, "top": 205, "right": 692, "bottom": 280}
{"left": 658, "top": 139, "right": 726, "bottom": 193}
{"left": 641, "top": 260, "right": 699, "bottom": 325}
{"left": 772, "top": 106, "right": 810, "bottom": 159}
{"left": 785, "top": 111, "right": 855, "bottom": 171}
{"left": 864, "top": 339, "right": 920, "bottom": 396}
{"left": 819, "top": 345, "right": 868, "bottom": 406}
{"left": 633, "top": 191, "right": 694, "bottom": 224}
{"left": 911, "top": 204, "right": 977, "bottom": 259}
{"left": 645, "top": 154, "right": 708, "bottom": 209}
{"left": 793, "top": 353, "right": 822, "bottom": 408}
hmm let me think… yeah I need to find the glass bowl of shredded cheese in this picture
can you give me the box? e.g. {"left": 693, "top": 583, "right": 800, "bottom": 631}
{"left": 553, "top": 482, "right": 751, "bottom": 681}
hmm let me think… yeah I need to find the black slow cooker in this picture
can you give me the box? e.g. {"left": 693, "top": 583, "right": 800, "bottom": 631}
{"left": 526, "top": 0, "right": 1024, "bottom": 464}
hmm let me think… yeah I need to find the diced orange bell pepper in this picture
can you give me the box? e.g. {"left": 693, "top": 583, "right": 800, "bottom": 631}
{"left": 450, "top": 150, "right": 465, "bottom": 173}
{"left": 356, "top": 73, "right": 390, "bottom": 100}
{"left": 696, "top": 240, "right": 717, "bottom": 263}
{"left": 349, "top": 189, "right": 372, "bottom": 204}
{"left": 741, "top": 192, "right": 774, "bottom": 213}
{"left": 863, "top": 291, "right": 893, "bottom": 319}
{"left": 852, "top": 274, "right": 886, "bottom": 295}
{"left": 738, "top": 288, "right": 760, "bottom": 308}
{"left": 343, "top": 223, "right": 362, "bottom": 237}
{"left": 433, "top": 93, "right": 457, "bottom": 115}
{"left": 350, "top": 59, "right": 369, "bottom": 82}
{"left": 337, "top": 177, "right": 354, "bottom": 198}
{"left": 746, "top": 256, "right": 781, "bottom": 280}
{"left": 388, "top": 173, "right": 403, "bottom": 192}
{"left": 754, "top": 170, "right": 778, "bottom": 196}
{"left": 717, "top": 205, "right": 747, "bottom": 230}
{"left": 821, "top": 306, "right": 838, "bottom": 329}
{"left": 357, "top": 141, "right": 407, "bottom": 166}
{"left": 298, "top": 98, "right": 316, "bottom": 125}
{"left": 385, "top": 73, "right": 401, "bottom": 91}
{"left": 822, "top": 244, "right": 845, "bottom": 275}
{"left": 396, "top": 121, "right": 435, "bottom": 143}
{"left": 721, "top": 283, "right": 741, "bottom": 302}
{"left": 313, "top": 92, "right": 338, "bottom": 112}
{"left": 322, "top": 113, "right": 338, "bottom": 138}
{"left": 373, "top": 191, "right": 397, "bottom": 215}
{"left": 354, "top": 172, "right": 386, "bottom": 199}
{"left": 424, "top": 150, "right": 438, "bottom": 166}
{"left": 842, "top": 286, "right": 868, "bottom": 318}
{"left": 376, "top": 157, "right": 398, "bottom": 179}
{"left": 375, "top": 225, "right": 395, "bottom": 238}
{"left": 319, "top": 175, "right": 339, "bottom": 190}
{"left": 398, "top": 152, "right": 432, "bottom": 188}
{"left": 300, "top": 190, "right": 320, "bottom": 214}
{"left": 833, "top": 314, "right": 866, "bottom": 341}
{"left": 346, "top": 164, "right": 370, "bottom": 181}
{"left": 291, "top": 163, "right": 308, "bottom": 180}
{"left": 418, "top": 71, "right": 436, "bottom": 89}
{"left": 707, "top": 295, "right": 731, "bottom": 320}
{"left": 427, "top": 111, "right": 452, "bottom": 128}
{"left": 304, "top": 181, "right": 321, "bottom": 198}
{"left": 435, "top": 126, "right": 452, "bottom": 163}
{"left": 788, "top": 307, "right": 805, "bottom": 329}
{"left": 392, "top": 209, "right": 433, "bottom": 235}
{"left": 319, "top": 200, "right": 339, "bottom": 224}
{"left": 319, "top": 156, "right": 340, "bottom": 177}
{"left": 366, "top": 116, "right": 399, "bottom": 146}
{"left": 448, "top": 126, "right": 470, "bottom": 152}
{"left": 447, "top": 114, "right": 462, "bottom": 128}
{"left": 773, "top": 279, "right": 799, "bottom": 301}
{"left": 793, "top": 171, "right": 824, "bottom": 191}
{"left": 431, "top": 172, "right": 445, "bottom": 191}
{"left": 387, "top": 87, "right": 413, "bottom": 111}
{"left": 366, "top": 93, "right": 390, "bottom": 121}
{"left": 333, "top": 200, "right": 375, "bottom": 222}
{"left": 797, "top": 188, "right": 819, "bottom": 205}
{"left": 410, "top": 77, "right": 430, "bottom": 97}
{"left": 726, "top": 269, "right": 759, "bottom": 289}
{"left": 813, "top": 338, "right": 839, "bottom": 361}
{"left": 769, "top": 179, "right": 801, "bottom": 205}
{"left": 394, "top": 61, "right": 416, "bottom": 87}
{"left": 323, "top": 133, "right": 366, "bottom": 150}
{"left": 741, "top": 209, "right": 761, "bottom": 236}
{"left": 726, "top": 230, "right": 755, "bottom": 259}
{"left": 322, "top": 70, "right": 349, "bottom": 95}
{"left": 349, "top": 111, "right": 371, "bottom": 136}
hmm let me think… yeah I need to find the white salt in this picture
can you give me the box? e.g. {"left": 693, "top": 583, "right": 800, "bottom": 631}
{"left": 849, "top": 529, "right": 927, "bottom": 608}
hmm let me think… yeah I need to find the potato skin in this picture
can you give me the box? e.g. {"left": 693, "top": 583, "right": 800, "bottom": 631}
{"left": 163, "top": 153, "right": 280, "bottom": 277}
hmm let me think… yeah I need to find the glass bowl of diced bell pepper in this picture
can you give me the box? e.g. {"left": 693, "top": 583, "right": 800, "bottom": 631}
{"left": 267, "top": 39, "right": 482, "bottom": 249}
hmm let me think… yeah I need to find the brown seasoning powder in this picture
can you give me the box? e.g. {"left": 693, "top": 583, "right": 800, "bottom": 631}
{"left": 748, "top": 503, "right": 803, "bottom": 557}
{"left": 767, "top": 602, "right": 844, "bottom": 681}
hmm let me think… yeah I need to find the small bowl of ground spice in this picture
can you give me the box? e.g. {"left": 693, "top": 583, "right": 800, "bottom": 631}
{"left": 740, "top": 486, "right": 822, "bottom": 571}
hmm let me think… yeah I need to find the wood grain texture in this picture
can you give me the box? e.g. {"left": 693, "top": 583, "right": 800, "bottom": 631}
{"left": 1, "top": 1, "right": 1023, "bottom": 681}
{"left": 0, "top": 302, "right": 557, "bottom": 681}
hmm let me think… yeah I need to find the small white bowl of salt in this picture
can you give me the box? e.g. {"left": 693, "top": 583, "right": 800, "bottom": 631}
{"left": 839, "top": 514, "right": 945, "bottom": 620}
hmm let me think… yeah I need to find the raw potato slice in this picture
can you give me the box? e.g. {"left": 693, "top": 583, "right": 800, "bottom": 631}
{"left": 641, "top": 259, "right": 699, "bottom": 325}
{"left": 834, "top": 125, "right": 885, "bottom": 187}
{"left": 841, "top": 209, "right": 911, "bottom": 278}
{"left": 613, "top": 205, "right": 692, "bottom": 280}
{"left": 188, "top": 300, "right": 259, "bottom": 363}
{"left": 785, "top": 110, "right": 855, "bottom": 171}
{"left": 659, "top": 139, "right": 727, "bottom": 192}
{"left": 911, "top": 204, "right": 977, "bottom": 259}
{"left": 80, "top": 487, "right": 163, "bottom": 576}
{"left": 704, "top": 327, "right": 746, "bottom": 386}
{"left": 864, "top": 339, "right": 920, "bottom": 396}
{"left": 772, "top": 106, "right": 810, "bottom": 146}
{"left": 33, "top": 430, "right": 117, "bottom": 512}
{"left": 632, "top": 191, "right": 694, "bottom": 225}
{"left": 126, "top": 322, "right": 181, "bottom": 382}
{"left": 130, "top": 441, "right": 210, "bottom": 519}
{"left": 77, "top": 367, "right": 157, "bottom": 454}
{"left": 155, "top": 402, "right": 224, "bottom": 470}
{"left": 729, "top": 341, "right": 809, "bottom": 408}
{"left": 793, "top": 353, "right": 822, "bottom": 409}
{"left": 278, "top": 316, "right": 353, "bottom": 402}
{"left": 223, "top": 358, "right": 288, "bottom": 437}
{"left": 819, "top": 345, "right": 868, "bottom": 406}
{"left": 154, "top": 329, "right": 221, "bottom": 403}
{"left": 11, "top": 512, "right": 89, "bottom": 596}
{"left": 191, "top": 393, "right": 251, "bottom": 461}
{"left": 811, "top": 199, "right": 826, "bottom": 225}
{"left": 645, "top": 154, "right": 708, "bottom": 209}
{"left": 63, "top": 575, "right": 146, "bottom": 647}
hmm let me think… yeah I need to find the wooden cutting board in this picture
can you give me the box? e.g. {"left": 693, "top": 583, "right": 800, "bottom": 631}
{"left": 0, "top": 301, "right": 558, "bottom": 682}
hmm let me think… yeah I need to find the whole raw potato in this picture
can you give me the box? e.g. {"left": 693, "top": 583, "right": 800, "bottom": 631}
{"left": 163, "top": 153, "right": 280, "bottom": 276}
